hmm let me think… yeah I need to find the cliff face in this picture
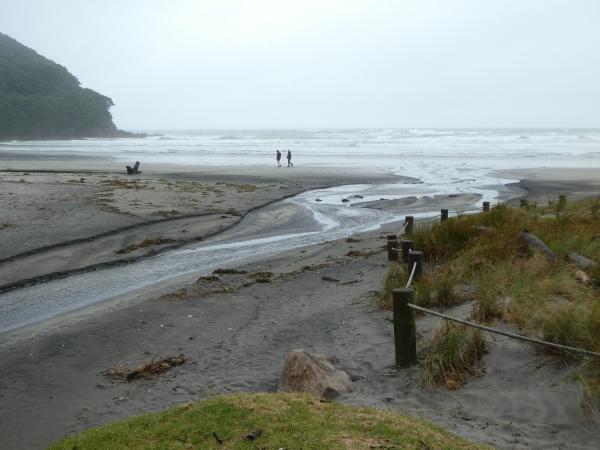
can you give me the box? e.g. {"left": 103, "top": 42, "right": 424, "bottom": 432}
{"left": 0, "top": 33, "right": 120, "bottom": 140}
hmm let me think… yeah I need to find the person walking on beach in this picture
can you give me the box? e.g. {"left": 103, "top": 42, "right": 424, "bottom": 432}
{"left": 287, "top": 150, "right": 293, "bottom": 167}
{"left": 276, "top": 149, "right": 282, "bottom": 167}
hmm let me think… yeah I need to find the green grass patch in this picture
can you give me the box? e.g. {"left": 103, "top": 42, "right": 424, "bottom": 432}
{"left": 49, "top": 393, "right": 487, "bottom": 450}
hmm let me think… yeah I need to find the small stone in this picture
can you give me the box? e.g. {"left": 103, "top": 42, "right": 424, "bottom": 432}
{"left": 245, "top": 429, "right": 262, "bottom": 441}
{"left": 574, "top": 269, "right": 591, "bottom": 284}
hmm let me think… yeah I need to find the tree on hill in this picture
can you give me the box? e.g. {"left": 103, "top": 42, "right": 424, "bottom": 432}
{"left": 0, "top": 32, "right": 121, "bottom": 140}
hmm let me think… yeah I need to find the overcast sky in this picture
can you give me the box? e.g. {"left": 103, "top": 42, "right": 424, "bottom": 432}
{"left": 1, "top": 0, "right": 599, "bottom": 129}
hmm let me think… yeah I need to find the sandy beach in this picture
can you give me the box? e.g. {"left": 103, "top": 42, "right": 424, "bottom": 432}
{"left": 0, "top": 162, "right": 400, "bottom": 291}
{"left": 3, "top": 1, "right": 600, "bottom": 447}
{"left": 0, "top": 162, "right": 599, "bottom": 449}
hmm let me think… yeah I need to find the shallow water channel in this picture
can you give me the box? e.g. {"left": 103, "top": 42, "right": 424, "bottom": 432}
{"left": 0, "top": 182, "right": 493, "bottom": 333}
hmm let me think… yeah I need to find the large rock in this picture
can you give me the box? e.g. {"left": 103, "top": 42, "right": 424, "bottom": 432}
{"left": 278, "top": 349, "right": 352, "bottom": 399}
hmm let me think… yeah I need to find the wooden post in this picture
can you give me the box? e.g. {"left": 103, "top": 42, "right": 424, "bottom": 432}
{"left": 441, "top": 209, "right": 449, "bottom": 222}
{"left": 558, "top": 194, "right": 567, "bottom": 210}
{"left": 520, "top": 199, "right": 528, "bottom": 208}
{"left": 400, "top": 239, "right": 413, "bottom": 263}
{"left": 387, "top": 234, "right": 397, "bottom": 262}
{"left": 408, "top": 251, "right": 423, "bottom": 278}
{"left": 393, "top": 288, "right": 417, "bottom": 368}
{"left": 404, "top": 216, "right": 414, "bottom": 235}
{"left": 482, "top": 201, "right": 490, "bottom": 212}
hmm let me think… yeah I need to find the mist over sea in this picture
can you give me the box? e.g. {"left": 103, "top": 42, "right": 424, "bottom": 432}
{"left": 2, "top": 128, "right": 599, "bottom": 167}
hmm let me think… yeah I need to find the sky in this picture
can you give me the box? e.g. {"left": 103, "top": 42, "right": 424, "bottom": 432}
{"left": 1, "top": 0, "right": 599, "bottom": 129}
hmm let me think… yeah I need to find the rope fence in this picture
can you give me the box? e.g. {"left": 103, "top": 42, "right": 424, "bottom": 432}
{"left": 405, "top": 262, "right": 417, "bottom": 288}
{"left": 407, "top": 303, "right": 600, "bottom": 358}
{"left": 389, "top": 193, "right": 600, "bottom": 367}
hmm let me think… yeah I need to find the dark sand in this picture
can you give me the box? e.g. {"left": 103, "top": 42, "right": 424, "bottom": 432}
{"left": 0, "top": 165, "right": 399, "bottom": 290}
{"left": 0, "top": 165, "right": 598, "bottom": 449}
{"left": 498, "top": 167, "right": 600, "bottom": 203}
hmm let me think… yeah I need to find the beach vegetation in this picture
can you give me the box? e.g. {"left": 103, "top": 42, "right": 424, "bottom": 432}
{"left": 0, "top": 32, "right": 119, "bottom": 140}
{"left": 48, "top": 393, "right": 487, "bottom": 449}
{"left": 375, "top": 262, "right": 406, "bottom": 309}
{"left": 378, "top": 199, "right": 600, "bottom": 404}
{"left": 422, "top": 323, "right": 485, "bottom": 389}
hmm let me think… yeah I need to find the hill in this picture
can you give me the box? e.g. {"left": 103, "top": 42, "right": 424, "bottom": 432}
{"left": 0, "top": 32, "right": 133, "bottom": 140}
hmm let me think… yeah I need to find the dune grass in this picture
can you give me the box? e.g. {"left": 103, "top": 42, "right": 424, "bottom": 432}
{"left": 378, "top": 199, "right": 600, "bottom": 404}
{"left": 422, "top": 323, "right": 485, "bottom": 389}
{"left": 49, "top": 393, "right": 487, "bottom": 450}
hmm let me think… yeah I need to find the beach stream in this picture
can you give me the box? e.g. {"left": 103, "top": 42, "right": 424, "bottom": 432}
{"left": 0, "top": 176, "right": 503, "bottom": 333}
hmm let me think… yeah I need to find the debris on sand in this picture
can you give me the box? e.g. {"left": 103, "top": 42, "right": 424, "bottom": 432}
{"left": 197, "top": 275, "right": 221, "bottom": 283}
{"left": 116, "top": 238, "right": 179, "bottom": 254}
{"left": 346, "top": 250, "right": 364, "bottom": 257}
{"left": 322, "top": 276, "right": 340, "bottom": 283}
{"left": 103, "top": 354, "right": 185, "bottom": 381}
{"left": 248, "top": 271, "right": 273, "bottom": 281}
{"left": 346, "top": 237, "right": 362, "bottom": 243}
{"left": 213, "top": 268, "right": 248, "bottom": 275}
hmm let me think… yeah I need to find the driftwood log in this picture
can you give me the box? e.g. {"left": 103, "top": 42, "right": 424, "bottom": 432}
{"left": 126, "top": 161, "right": 141, "bottom": 175}
{"left": 567, "top": 251, "right": 598, "bottom": 270}
{"left": 519, "top": 231, "right": 558, "bottom": 262}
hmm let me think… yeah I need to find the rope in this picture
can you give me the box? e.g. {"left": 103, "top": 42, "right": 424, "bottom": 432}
{"left": 397, "top": 222, "right": 409, "bottom": 237}
{"left": 406, "top": 263, "right": 418, "bottom": 288}
{"left": 415, "top": 214, "right": 442, "bottom": 223}
{"left": 407, "top": 303, "right": 600, "bottom": 358}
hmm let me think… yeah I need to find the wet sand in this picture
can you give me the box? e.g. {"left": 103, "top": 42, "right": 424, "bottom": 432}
{"left": 497, "top": 167, "right": 600, "bottom": 203}
{"left": 0, "top": 163, "right": 400, "bottom": 290}
{"left": 355, "top": 193, "right": 482, "bottom": 213}
{"left": 0, "top": 164, "right": 598, "bottom": 449}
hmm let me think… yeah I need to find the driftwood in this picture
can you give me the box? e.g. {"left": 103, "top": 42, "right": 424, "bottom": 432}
{"left": 104, "top": 354, "right": 185, "bottom": 381}
{"left": 126, "top": 161, "right": 141, "bottom": 175}
{"left": 567, "top": 251, "right": 598, "bottom": 270}
{"left": 519, "top": 231, "right": 558, "bottom": 262}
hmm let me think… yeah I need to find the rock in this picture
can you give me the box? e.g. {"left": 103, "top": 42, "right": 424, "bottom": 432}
{"left": 245, "top": 429, "right": 263, "bottom": 441}
{"left": 278, "top": 349, "right": 352, "bottom": 399}
{"left": 574, "top": 269, "right": 591, "bottom": 284}
{"left": 567, "top": 251, "right": 598, "bottom": 270}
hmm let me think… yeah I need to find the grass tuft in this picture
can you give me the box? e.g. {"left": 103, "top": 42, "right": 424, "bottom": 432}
{"left": 422, "top": 323, "right": 485, "bottom": 389}
{"left": 375, "top": 263, "right": 406, "bottom": 309}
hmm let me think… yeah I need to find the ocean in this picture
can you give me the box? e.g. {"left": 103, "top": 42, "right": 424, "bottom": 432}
{"left": 3, "top": 128, "right": 600, "bottom": 167}
{"left": 3, "top": 128, "right": 598, "bottom": 205}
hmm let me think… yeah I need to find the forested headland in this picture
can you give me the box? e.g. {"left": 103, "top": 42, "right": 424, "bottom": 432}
{"left": 0, "top": 32, "right": 138, "bottom": 140}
